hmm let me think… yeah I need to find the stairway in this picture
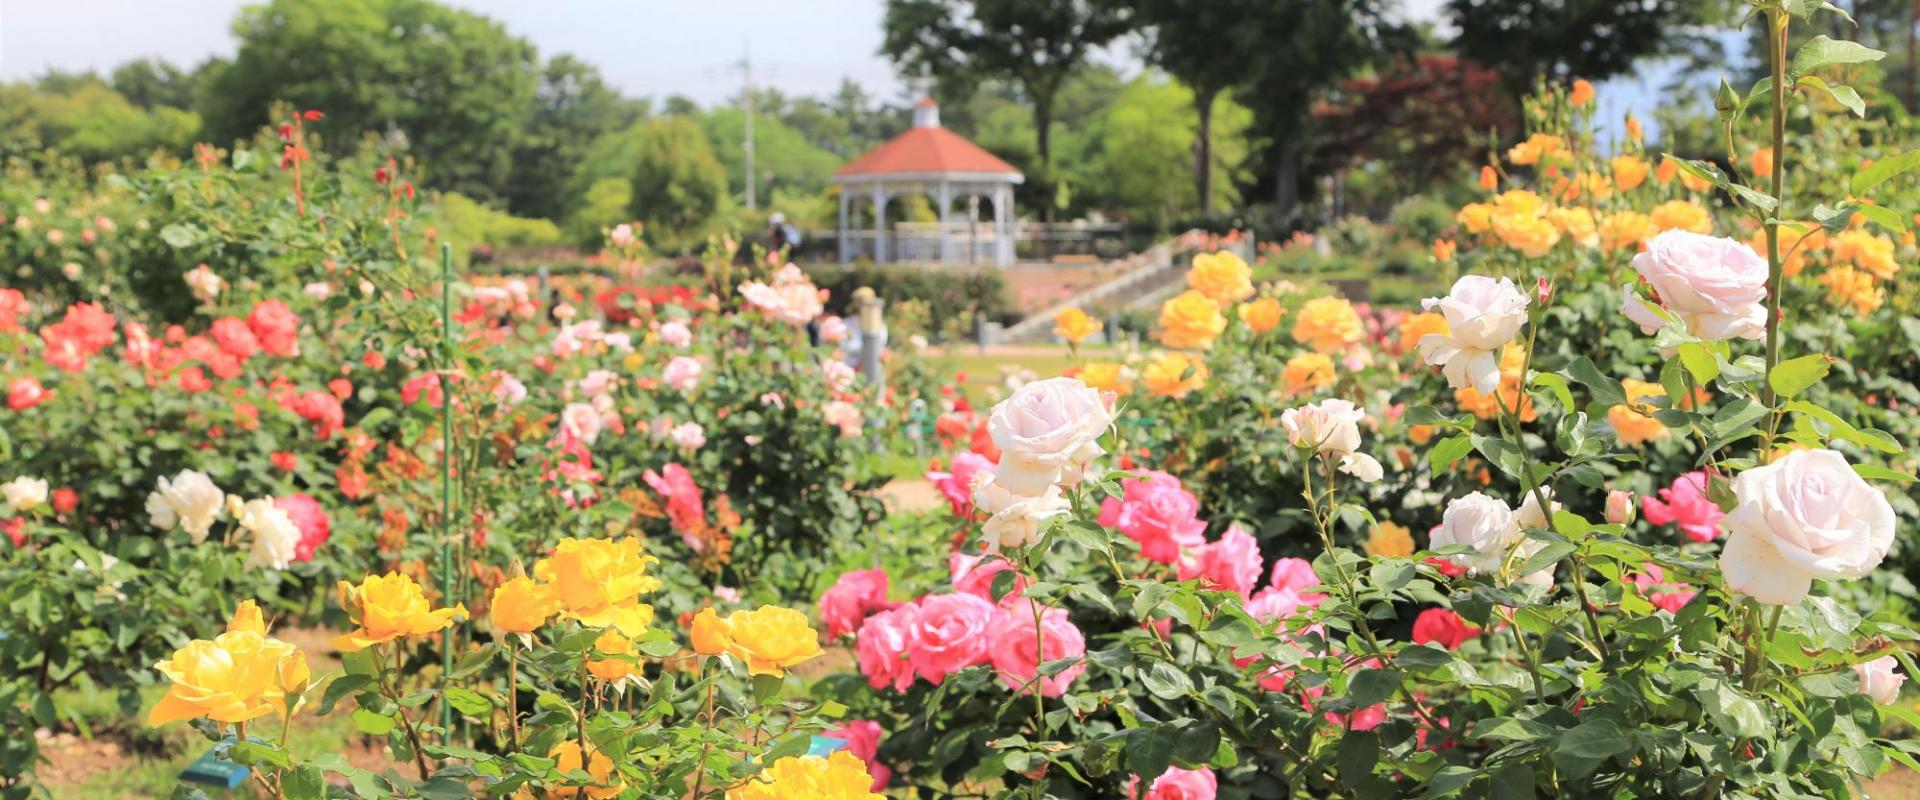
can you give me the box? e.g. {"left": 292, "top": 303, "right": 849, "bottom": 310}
{"left": 993, "top": 230, "right": 1244, "bottom": 344}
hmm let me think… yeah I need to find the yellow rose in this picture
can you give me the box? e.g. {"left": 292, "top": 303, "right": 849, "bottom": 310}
{"left": 533, "top": 537, "right": 662, "bottom": 637}
{"left": 228, "top": 599, "right": 267, "bottom": 637}
{"left": 1569, "top": 79, "right": 1595, "bottom": 107}
{"left": 1491, "top": 210, "right": 1561, "bottom": 257}
{"left": 1156, "top": 290, "right": 1227, "bottom": 350}
{"left": 1395, "top": 311, "right": 1449, "bottom": 356}
{"left": 548, "top": 740, "right": 622, "bottom": 799}
{"left": 1650, "top": 200, "right": 1712, "bottom": 234}
{"left": 586, "top": 629, "right": 639, "bottom": 686}
{"left": 1187, "top": 251, "right": 1254, "bottom": 304}
{"left": 1281, "top": 351, "right": 1337, "bottom": 396}
{"left": 1831, "top": 229, "right": 1898, "bottom": 279}
{"left": 1290, "top": 296, "right": 1364, "bottom": 353}
{"left": 1598, "top": 211, "right": 1660, "bottom": 252}
{"left": 147, "top": 637, "right": 280, "bottom": 726}
{"left": 1751, "top": 147, "right": 1774, "bottom": 179}
{"left": 1610, "top": 155, "right": 1650, "bottom": 191}
{"left": 688, "top": 607, "right": 733, "bottom": 656}
{"left": 332, "top": 572, "right": 468, "bottom": 652}
{"left": 1076, "top": 362, "right": 1130, "bottom": 396}
{"left": 1557, "top": 172, "right": 1612, "bottom": 202}
{"left": 1546, "top": 206, "right": 1598, "bottom": 248}
{"left": 1052, "top": 307, "right": 1102, "bottom": 344}
{"left": 1236, "top": 296, "right": 1284, "bottom": 334}
{"left": 1607, "top": 379, "right": 1671, "bottom": 446}
{"left": 1819, "top": 266, "right": 1884, "bottom": 314}
{"left": 1141, "top": 352, "right": 1208, "bottom": 399}
{"left": 1408, "top": 424, "right": 1436, "bottom": 446}
{"left": 728, "top": 751, "right": 883, "bottom": 800}
{"left": 1431, "top": 238, "right": 1457, "bottom": 262}
{"left": 1505, "top": 133, "right": 1567, "bottom": 166}
{"left": 1364, "top": 522, "right": 1414, "bottom": 558}
{"left": 1456, "top": 203, "right": 1492, "bottom": 234}
{"left": 491, "top": 576, "right": 559, "bottom": 636}
{"left": 719, "top": 605, "right": 822, "bottom": 677}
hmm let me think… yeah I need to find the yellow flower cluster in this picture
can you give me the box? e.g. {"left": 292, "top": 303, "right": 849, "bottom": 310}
{"left": 1831, "top": 229, "right": 1899, "bottom": 279}
{"left": 1076, "top": 362, "right": 1129, "bottom": 396}
{"left": 1237, "top": 296, "right": 1284, "bottom": 333}
{"left": 149, "top": 601, "right": 311, "bottom": 727}
{"left": 1142, "top": 352, "right": 1208, "bottom": 399}
{"left": 1746, "top": 224, "right": 1827, "bottom": 278}
{"left": 1506, "top": 133, "right": 1568, "bottom": 166}
{"left": 531, "top": 537, "right": 663, "bottom": 637}
{"left": 1156, "top": 290, "right": 1228, "bottom": 350}
{"left": 1187, "top": 251, "right": 1255, "bottom": 304}
{"left": 1819, "top": 266, "right": 1884, "bottom": 314}
{"left": 333, "top": 573, "right": 469, "bottom": 653}
{"left": 1281, "top": 351, "right": 1337, "bottom": 396}
{"left": 1290, "top": 296, "right": 1364, "bottom": 353}
{"left": 546, "top": 740, "right": 622, "bottom": 799}
{"left": 1606, "top": 379, "right": 1707, "bottom": 446}
{"left": 1610, "top": 155, "right": 1650, "bottom": 191}
{"left": 688, "top": 605, "right": 822, "bottom": 677}
{"left": 1459, "top": 190, "right": 1561, "bottom": 257}
{"left": 1364, "top": 522, "right": 1414, "bottom": 558}
{"left": 1650, "top": 200, "right": 1712, "bottom": 234}
{"left": 728, "top": 752, "right": 883, "bottom": 800}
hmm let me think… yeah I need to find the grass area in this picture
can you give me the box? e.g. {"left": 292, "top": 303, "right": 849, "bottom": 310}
{"left": 928, "top": 345, "right": 1090, "bottom": 408}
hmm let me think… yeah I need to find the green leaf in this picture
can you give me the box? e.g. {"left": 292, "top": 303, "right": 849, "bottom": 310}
{"left": 1768, "top": 354, "right": 1830, "bottom": 398}
{"left": 1791, "top": 36, "right": 1886, "bottom": 76}
{"left": 1142, "top": 661, "right": 1194, "bottom": 700}
{"left": 1854, "top": 204, "right": 1909, "bottom": 233}
{"left": 1850, "top": 149, "right": 1920, "bottom": 197}
{"left": 1852, "top": 463, "right": 1916, "bottom": 483}
{"left": 1675, "top": 343, "right": 1719, "bottom": 385}
{"left": 1556, "top": 719, "right": 1634, "bottom": 759}
{"left": 1563, "top": 357, "right": 1626, "bottom": 407}
{"left": 1428, "top": 435, "right": 1474, "bottom": 475}
{"left": 1783, "top": 400, "right": 1902, "bottom": 454}
{"left": 1347, "top": 668, "right": 1402, "bottom": 707}
{"left": 443, "top": 686, "right": 492, "bottom": 717}
{"left": 1336, "top": 731, "right": 1380, "bottom": 780}
{"left": 282, "top": 764, "right": 327, "bottom": 800}
{"left": 352, "top": 708, "right": 396, "bottom": 735}
{"left": 1798, "top": 75, "right": 1866, "bottom": 116}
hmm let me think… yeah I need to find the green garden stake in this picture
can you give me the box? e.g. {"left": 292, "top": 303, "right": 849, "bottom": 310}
{"left": 438, "top": 241, "right": 455, "bottom": 731}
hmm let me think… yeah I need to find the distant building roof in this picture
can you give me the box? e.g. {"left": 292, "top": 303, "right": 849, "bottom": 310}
{"left": 833, "top": 99, "right": 1023, "bottom": 181}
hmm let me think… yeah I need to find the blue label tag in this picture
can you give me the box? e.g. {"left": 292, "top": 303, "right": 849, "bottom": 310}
{"left": 179, "top": 737, "right": 252, "bottom": 789}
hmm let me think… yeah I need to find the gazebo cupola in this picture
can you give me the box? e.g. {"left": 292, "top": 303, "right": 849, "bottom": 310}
{"left": 832, "top": 97, "right": 1023, "bottom": 266}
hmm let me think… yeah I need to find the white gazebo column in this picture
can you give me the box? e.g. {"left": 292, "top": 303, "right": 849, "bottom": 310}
{"left": 937, "top": 180, "right": 953, "bottom": 264}
{"left": 994, "top": 184, "right": 1014, "bottom": 266}
{"left": 871, "top": 185, "right": 889, "bottom": 264}
{"left": 967, "top": 194, "right": 981, "bottom": 265}
{"left": 837, "top": 189, "right": 850, "bottom": 265}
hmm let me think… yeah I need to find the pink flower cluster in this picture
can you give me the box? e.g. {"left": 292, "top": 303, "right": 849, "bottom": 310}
{"left": 841, "top": 560, "right": 1086, "bottom": 699}
{"left": 1097, "top": 471, "right": 1206, "bottom": 563}
{"left": 1642, "top": 471, "right": 1725, "bottom": 543}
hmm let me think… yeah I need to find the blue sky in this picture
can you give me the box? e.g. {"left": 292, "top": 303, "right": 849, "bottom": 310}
{"left": 1, "top": 0, "right": 1732, "bottom": 141}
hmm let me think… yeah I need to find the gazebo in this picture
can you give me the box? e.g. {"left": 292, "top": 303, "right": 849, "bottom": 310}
{"left": 832, "top": 99, "right": 1023, "bottom": 266}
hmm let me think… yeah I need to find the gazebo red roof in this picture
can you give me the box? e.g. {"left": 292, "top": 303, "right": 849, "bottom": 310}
{"left": 834, "top": 125, "right": 1022, "bottom": 178}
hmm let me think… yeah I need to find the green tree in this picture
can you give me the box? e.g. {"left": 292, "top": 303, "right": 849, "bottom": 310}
{"left": 1447, "top": 0, "right": 1737, "bottom": 94}
{"left": 881, "top": 0, "right": 1135, "bottom": 219}
{"left": 700, "top": 105, "right": 844, "bottom": 205}
{"left": 504, "top": 54, "right": 646, "bottom": 220}
{"left": 198, "top": 0, "right": 538, "bottom": 201}
{"left": 1, "top": 82, "right": 201, "bottom": 163}
{"left": 1137, "top": 0, "right": 1255, "bottom": 212}
{"left": 109, "top": 58, "right": 201, "bottom": 110}
{"left": 628, "top": 117, "right": 730, "bottom": 246}
{"left": 1084, "top": 74, "right": 1250, "bottom": 226}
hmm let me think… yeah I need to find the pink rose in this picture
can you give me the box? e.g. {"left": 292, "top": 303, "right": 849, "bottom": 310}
{"left": 1630, "top": 563, "right": 1697, "bottom": 614}
{"left": 274, "top": 493, "right": 331, "bottom": 562}
{"left": 246, "top": 299, "right": 301, "bottom": 357}
{"left": 986, "top": 377, "right": 1113, "bottom": 495}
{"left": 560, "top": 402, "right": 603, "bottom": 445}
{"left": 1267, "top": 557, "right": 1324, "bottom": 604}
{"left": 659, "top": 320, "right": 692, "bottom": 348}
{"left": 1642, "top": 471, "right": 1724, "bottom": 543}
{"left": 1179, "top": 525, "right": 1263, "bottom": 599}
{"left": 856, "top": 604, "right": 918, "bottom": 692}
{"left": 663, "top": 356, "right": 702, "bottom": 392}
{"left": 820, "top": 568, "right": 892, "bottom": 638}
{"left": 1621, "top": 230, "right": 1768, "bottom": 341}
{"left": 1097, "top": 471, "right": 1205, "bottom": 564}
{"left": 1127, "top": 766, "right": 1217, "bottom": 800}
{"left": 8, "top": 377, "right": 50, "bottom": 411}
{"left": 987, "top": 600, "right": 1086, "bottom": 697}
{"left": 927, "top": 452, "right": 995, "bottom": 518}
{"left": 1410, "top": 607, "right": 1478, "bottom": 650}
{"left": 907, "top": 592, "right": 995, "bottom": 683}
{"left": 824, "top": 720, "right": 890, "bottom": 790}
{"left": 951, "top": 552, "right": 1027, "bottom": 602}
{"left": 642, "top": 463, "right": 706, "bottom": 538}
{"left": 669, "top": 421, "right": 706, "bottom": 450}
{"left": 820, "top": 315, "right": 849, "bottom": 344}
{"left": 1604, "top": 489, "right": 1636, "bottom": 525}
{"left": 209, "top": 318, "right": 258, "bottom": 360}
{"left": 1720, "top": 449, "right": 1894, "bottom": 605}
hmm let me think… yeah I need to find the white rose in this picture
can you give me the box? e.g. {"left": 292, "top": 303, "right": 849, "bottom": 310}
{"left": 1852, "top": 656, "right": 1906, "bottom": 705}
{"left": 1337, "top": 452, "right": 1383, "bottom": 483}
{"left": 1281, "top": 399, "right": 1365, "bottom": 456}
{"left": 238, "top": 498, "right": 301, "bottom": 570}
{"left": 986, "top": 377, "right": 1113, "bottom": 496}
{"left": 1720, "top": 449, "right": 1895, "bottom": 605}
{"left": 1417, "top": 275, "right": 1530, "bottom": 394}
{"left": 560, "top": 402, "right": 603, "bottom": 445}
{"left": 148, "top": 470, "right": 226, "bottom": 543}
{"left": 2, "top": 477, "right": 49, "bottom": 512}
{"left": 980, "top": 487, "right": 1070, "bottom": 550}
{"left": 1621, "top": 230, "right": 1768, "bottom": 342}
{"left": 1431, "top": 492, "right": 1521, "bottom": 578}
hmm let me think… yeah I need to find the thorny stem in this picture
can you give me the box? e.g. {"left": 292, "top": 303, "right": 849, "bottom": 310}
{"left": 1761, "top": 8, "right": 1789, "bottom": 411}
